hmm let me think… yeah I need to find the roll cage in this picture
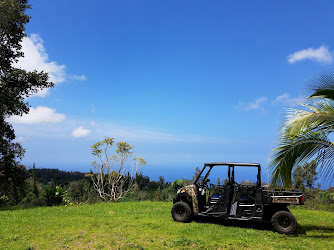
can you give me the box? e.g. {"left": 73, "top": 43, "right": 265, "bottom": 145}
{"left": 194, "top": 162, "right": 261, "bottom": 187}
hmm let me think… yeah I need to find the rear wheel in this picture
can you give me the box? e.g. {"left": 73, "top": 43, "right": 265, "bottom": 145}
{"left": 171, "top": 201, "right": 192, "bottom": 222}
{"left": 271, "top": 211, "right": 297, "bottom": 235}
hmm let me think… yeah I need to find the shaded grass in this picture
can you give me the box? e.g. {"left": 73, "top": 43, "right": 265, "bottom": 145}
{"left": 0, "top": 201, "right": 333, "bottom": 249}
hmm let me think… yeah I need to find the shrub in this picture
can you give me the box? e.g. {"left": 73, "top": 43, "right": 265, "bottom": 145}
{"left": 45, "top": 185, "right": 65, "bottom": 206}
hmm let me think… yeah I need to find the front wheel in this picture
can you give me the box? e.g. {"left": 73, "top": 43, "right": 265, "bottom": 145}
{"left": 171, "top": 201, "right": 192, "bottom": 223}
{"left": 271, "top": 211, "right": 297, "bottom": 235}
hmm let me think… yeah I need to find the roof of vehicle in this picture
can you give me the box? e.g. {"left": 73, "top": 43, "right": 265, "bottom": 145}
{"left": 204, "top": 162, "right": 260, "bottom": 167}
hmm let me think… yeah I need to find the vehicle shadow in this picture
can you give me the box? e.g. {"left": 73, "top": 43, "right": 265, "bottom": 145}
{"left": 193, "top": 216, "right": 273, "bottom": 232}
{"left": 193, "top": 217, "right": 334, "bottom": 237}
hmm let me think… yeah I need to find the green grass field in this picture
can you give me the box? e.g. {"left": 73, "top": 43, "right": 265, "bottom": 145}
{"left": 0, "top": 202, "right": 333, "bottom": 249}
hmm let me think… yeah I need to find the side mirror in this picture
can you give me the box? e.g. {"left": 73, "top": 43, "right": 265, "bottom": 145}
{"left": 205, "top": 178, "right": 210, "bottom": 183}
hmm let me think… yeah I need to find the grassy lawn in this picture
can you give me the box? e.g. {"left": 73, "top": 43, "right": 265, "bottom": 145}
{"left": 0, "top": 201, "right": 333, "bottom": 249}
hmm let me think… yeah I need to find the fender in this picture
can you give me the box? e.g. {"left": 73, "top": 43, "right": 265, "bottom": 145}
{"left": 175, "top": 185, "right": 199, "bottom": 215}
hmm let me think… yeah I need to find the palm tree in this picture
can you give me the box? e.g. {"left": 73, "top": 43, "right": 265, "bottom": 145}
{"left": 269, "top": 71, "right": 334, "bottom": 187}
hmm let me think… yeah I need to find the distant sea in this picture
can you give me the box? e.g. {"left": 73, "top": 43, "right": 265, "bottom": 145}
{"left": 25, "top": 161, "right": 333, "bottom": 189}
{"left": 26, "top": 162, "right": 269, "bottom": 184}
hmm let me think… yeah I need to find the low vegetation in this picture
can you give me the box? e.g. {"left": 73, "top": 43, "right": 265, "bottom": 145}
{"left": 1, "top": 201, "right": 333, "bottom": 249}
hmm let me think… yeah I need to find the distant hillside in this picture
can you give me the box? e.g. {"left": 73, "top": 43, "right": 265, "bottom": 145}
{"left": 28, "top": 168, "right": 87, "bottom": 185}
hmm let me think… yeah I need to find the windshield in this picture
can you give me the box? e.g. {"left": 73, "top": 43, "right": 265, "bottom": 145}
{"left": 195, "top": 166, "right": 210, "bottom": 185}
{"left": 195, "top": 165, "right": 229, "bottom": 185}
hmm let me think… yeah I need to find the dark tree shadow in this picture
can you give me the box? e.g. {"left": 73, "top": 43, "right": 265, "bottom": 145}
{"left": 0, "top": 205, "right": 38, "bottom": 212}
{"left": 297, "top": 224, "right": 334, "bottom": 238}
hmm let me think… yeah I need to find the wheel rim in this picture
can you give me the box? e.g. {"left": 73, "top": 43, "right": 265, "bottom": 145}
{"left": 278, "top": 216, "right": 292, "bottom": 228}
{"left": 176, "top": 206, "right": 185, "bottom": 217}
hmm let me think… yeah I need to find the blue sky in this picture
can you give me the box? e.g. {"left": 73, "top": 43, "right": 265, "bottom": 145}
{"left": 8, "top": 1, "right": 334, "bottom": 183}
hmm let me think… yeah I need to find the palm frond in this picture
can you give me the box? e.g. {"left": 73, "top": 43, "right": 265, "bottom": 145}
{"left": 269, "top": 131, "right": 334, "bottom": 187}
{"left": 283, "top": 99, "right": 334, "bottom": 135}
{"left": 270, "top": 70, "right": 334, "bottom": 188}
{"left": 309, "top": 70, "right": 334, "bottom": 100}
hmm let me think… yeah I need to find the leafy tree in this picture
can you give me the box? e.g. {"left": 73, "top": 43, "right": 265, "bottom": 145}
{"left": 293, "top": 160, "right": 318, "bottom": 192}
{"left": 135, "top": 172, "right": 150, "bottom": 189}
{"left": 269, "top": 71, "right": 334, "bottom": 187}
{"left": 153, "top": 186, "right": 162, "bottom": 201}
{"left": 292, "top": 165, "right": 305, "bottom": 191}
{"left": 45, "top": 184, "right": 65, "bottom": 206}
{"left": 0, "top": 164, "right": 27, "bottom": 204}
{"left": 192, "top": 166, "right": 201, "bottom": 182}
{"left": 29, "top": 168, "right": 86, "bottom": 185}
{"left": 90, "top": 137, "right": 146, "bottom": 202}
{"left": 172, "top": 179, "right": 188, "bottom": 191}
{"left": 0, "top": 0, "right": 53, "bottom": 203}
{"left": 158, "top": 176, "right": 166, "bottom": 188}
{"left": 319, "top": 190, "right": 334, "bottom": 205}
{"left": 31, "top": 163, "right": 38, "bottom": 197}
{"left": 66, "top": 179, "right": 87, "bottom": 202}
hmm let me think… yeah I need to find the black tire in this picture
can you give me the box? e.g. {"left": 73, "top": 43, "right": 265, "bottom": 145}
{"left": 271, "top": 211, "right": 297, "bottom": 235}
{"left": 171, "top": 201, "right": 192, "bottom": 223}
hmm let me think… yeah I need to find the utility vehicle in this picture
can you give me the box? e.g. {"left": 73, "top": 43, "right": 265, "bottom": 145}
{"left": 171, "top": 162, "right": 304, "bottom": 234}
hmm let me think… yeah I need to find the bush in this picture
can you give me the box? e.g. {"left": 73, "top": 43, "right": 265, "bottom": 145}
{"left": 171, "top": 179, "right": 187, "bottom": 192}
{"left": 0, "top": 195, "right": 9, "bottom": 206}
{"left": 45, "top": 185, "right": 65, "bottom": 206}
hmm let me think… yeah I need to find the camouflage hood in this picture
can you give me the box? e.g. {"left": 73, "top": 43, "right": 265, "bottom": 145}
{"left": 177, "top": 184, "right": 196, "bottom": 195}
{"left": 177, "top": 184, "right": 199, "bottom": 215}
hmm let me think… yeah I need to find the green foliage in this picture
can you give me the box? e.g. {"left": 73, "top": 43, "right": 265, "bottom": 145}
{"left": 65, "top": 179, "right": 87, "bottom": 202}
{"left": 319, "top": 190, "right": 334, "bottom": 205}
{"left": 293, "top": 160, "right": 318, "bottom": 192}
{"left": 0, "top": 0, "right": 53, "bottom": 204}
{"left": 153, "top": 186, "right": 162, "bottom": 201}
{"left": 90, "top": 137, "right": 146, "bottom": 202}
{"left": 28, "top": 168, "right": 86, "bottom": 185}
{"left": 171, "top": 179, "right": 188, "bottom": 192}
{"left": 136, "top": 172, "right": 150, "bottom": 189}
{"left": 152, "top": 186, "right": 173, "bottom": 202}
{"left": 0, "top": 195, "right": 9, "bottom": 206}
{"left": 192, "top": 166, "right": 201, "bottom": 182}
{"left": 269, "top": 71, "right": 334, "bottom": 187}
{"left": 45, "top": 185, "right": 65, "bottom": 206}
{"left": 0, "top": 164, "right": 28, "bottom": 205}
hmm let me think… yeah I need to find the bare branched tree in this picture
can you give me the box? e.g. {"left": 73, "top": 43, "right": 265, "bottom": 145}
{"left": 89, "top": 137, "right": 146, "bottom": 202}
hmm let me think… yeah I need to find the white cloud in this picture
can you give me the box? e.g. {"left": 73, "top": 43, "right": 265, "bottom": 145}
{"left": 13, "top": 34, "right": 86, "bottom": 97}
{"left": 288, "top": 45, "right": 333, "bottom": 64}
{"left": 7, "top": 106, "right": 66, "bottom": 124}
{"left": 273, "top": 93, "right": 304, "bottom": 107}
{"left": 69, "top": 75, "right": 87, "bottom": 81}
{"left": 236, "top": 97, "right": 268, "bottom": 111}
{"left": 15, "top": 34, "right": 66, "bottom": 83}
{"left": 72, "top": 126, "right": 91, "bottom": 138}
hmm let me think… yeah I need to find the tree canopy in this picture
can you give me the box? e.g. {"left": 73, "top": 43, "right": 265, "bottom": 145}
{"left": 0, "top": 0, "right": 54, "bottom": 203}
{"left": 90, "top": 137, "right": 147, "bottom": 202}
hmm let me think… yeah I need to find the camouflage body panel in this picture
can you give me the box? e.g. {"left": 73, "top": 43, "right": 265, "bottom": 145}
{"left": 271, "top": 196, "right": 301, "bottom": 205}
{"left": 177, "top": 185, "right": 199, "bottom": 215}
